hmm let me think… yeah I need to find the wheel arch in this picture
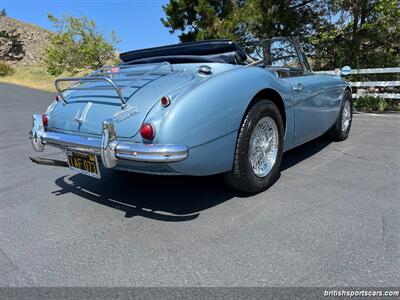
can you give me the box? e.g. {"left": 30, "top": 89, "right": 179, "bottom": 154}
{"left": 246, "top": 88, "right": 286, "bottom": 133}
{"left": 341, "top": 85, "right": 353, "bottom": 107}
{"left": 344, "top": 85, "right": 352, "bottom": 98}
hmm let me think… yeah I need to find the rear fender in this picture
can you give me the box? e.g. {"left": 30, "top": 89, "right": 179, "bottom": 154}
{"left": 154, "top": 67, "right": 294, "bottom": 175}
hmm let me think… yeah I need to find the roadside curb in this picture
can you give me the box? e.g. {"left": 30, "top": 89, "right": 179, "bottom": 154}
{"left": 354, "top": 111, "right": 400, "bottom": 117}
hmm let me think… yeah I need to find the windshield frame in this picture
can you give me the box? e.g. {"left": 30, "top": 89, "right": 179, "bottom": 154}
{"left": 242, "top": 37, "right": 313, "bottom": 74}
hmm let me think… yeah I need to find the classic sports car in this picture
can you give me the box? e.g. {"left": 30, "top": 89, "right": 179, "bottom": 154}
{"left": 30, "top": 37, "right": 352, "bottom": 193}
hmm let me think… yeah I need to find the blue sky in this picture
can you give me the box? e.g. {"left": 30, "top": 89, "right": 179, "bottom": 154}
{"left": 0, "top": 0, "right": 179, "bottom": 52}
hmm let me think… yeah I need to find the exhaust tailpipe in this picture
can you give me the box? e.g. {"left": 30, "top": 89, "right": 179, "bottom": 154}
{"left": 29, "top": 156, "right": 69, "bottom": 168}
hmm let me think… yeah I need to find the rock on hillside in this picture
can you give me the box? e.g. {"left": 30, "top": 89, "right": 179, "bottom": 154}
{"left": 0, "top": 16, "right": 50, "bottom": 65}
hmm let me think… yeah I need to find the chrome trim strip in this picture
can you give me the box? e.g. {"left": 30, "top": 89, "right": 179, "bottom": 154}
{"left": 30, "top": 114, "right": 189, "bottom": 166}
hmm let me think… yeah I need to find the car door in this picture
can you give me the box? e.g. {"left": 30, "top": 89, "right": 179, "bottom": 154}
{"left": 266, "top": 38, "right": 335, "bottom": 145}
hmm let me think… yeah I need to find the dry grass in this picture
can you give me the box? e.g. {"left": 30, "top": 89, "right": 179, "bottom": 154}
{"left": 0, "top": 64, "right": 99, "bottom": 92}
{"left": 0, "top": 65, "right": 56, "bottom": 91}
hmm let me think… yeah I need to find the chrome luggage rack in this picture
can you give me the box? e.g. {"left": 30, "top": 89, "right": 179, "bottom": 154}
{"left": 54, "top": 62, "right": 174, "bottom": 109}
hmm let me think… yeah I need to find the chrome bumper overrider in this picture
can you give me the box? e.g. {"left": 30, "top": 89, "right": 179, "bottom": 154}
{"left": 30, "top": 114, "right": 189, "bottom": 168}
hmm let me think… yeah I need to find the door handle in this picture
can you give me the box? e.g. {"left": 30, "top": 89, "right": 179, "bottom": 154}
{"left": 293, "top": 83, "right": 304, "bottom": 92}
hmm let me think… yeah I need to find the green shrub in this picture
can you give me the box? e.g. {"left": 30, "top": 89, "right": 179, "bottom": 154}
{"left": 354, "top": 95, "right": 399, "bottom": 112}
{"left": 0, "top": 62, "right": 14, "bottom": 77}
{"left": 378, "top": 98, "right": 389, "bottom": 112}
{"left": 354, "top": 95, "right": 377, "bottom": 111}
{"left": 45, "top": 14, "right": 119, "bottom": 76}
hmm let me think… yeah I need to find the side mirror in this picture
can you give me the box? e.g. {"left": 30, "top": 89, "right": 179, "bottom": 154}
{"left": 341, "top": 66, "right": 352, "bottom": 76}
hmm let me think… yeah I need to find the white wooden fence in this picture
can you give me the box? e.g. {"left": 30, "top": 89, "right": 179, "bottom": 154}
{"left": 316, "top": 67, "right": 400, "bottom": 99}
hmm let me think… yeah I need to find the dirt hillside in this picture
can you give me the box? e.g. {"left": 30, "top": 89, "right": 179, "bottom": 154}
{"left": 0, "top": 16, "right": 50, "bottom": 65}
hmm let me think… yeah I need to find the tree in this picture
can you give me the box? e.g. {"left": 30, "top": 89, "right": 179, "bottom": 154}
{"left": 238, "top": 0, "right": 325, "bottom": 41}
{"left": 44, "top": 14, "right": 119, "bottom": 76}
{"left": 0, "top": 9, "right": 6, "bottom": 17}
{"left": 161, "top": 0, "right": 325, "bottom": 43}
{"left": 161, "top": 0, "right": 243, "bottom": 42}
{"left": 311, "top": 0, "right": 400, "bottom": 69}
{"left": 161, "top": 0, "right": 399, "bottom": 70}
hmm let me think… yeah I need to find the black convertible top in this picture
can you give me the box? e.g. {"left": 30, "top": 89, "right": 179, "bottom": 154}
{"left": 119, "top": 40, "right": 247, "bottom": 65}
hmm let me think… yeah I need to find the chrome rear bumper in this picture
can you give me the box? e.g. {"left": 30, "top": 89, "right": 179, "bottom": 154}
{"left": 30, "top": 114, "right": 188, "bottom": 168}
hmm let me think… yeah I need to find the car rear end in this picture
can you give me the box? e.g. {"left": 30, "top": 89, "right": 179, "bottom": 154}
{"left": 30, "top": 62, "right": 191, "bottom": 178}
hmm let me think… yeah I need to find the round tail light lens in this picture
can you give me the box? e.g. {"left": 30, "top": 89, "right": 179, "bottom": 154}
{"left": 161, "top": 96, "right": 170, "bottom": 107}
{"left": 42, "top": 114, "right": 48, "bottom": 126}
{"left": 140, "top": 123, "right": 154, "bottom": 140}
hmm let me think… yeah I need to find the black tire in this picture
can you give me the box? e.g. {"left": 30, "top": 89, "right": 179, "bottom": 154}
{"left": 328, "top": 90, "right": 353, "bottom": 141}
{"left": 224, "top": 99, "right": 284, "bottom": 193}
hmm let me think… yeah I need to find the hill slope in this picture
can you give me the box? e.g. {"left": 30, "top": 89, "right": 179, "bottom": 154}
{"left": 0, "top": 16, "right": 50, "bottom": 65}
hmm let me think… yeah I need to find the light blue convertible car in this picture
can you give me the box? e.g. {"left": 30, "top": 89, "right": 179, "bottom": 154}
{"left": 30, "top": 37, "right": 352, "bottom": 193}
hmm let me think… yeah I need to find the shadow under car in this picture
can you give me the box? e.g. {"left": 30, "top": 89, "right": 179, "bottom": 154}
{"left": 52, "top": 135, "right": 332, "bottom": 220}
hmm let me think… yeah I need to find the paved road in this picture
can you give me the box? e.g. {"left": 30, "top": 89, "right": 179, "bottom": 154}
{"left": 0, "top": 82, "right": 399, "bottom": 287}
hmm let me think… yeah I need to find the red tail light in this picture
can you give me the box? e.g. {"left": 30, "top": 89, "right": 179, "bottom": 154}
{"left": 42, "top": 114, "right": 48, "bottom": 126}
{"left": 55, "top": 95, "right": 60, "bottom": 102}
{"left": 161, "top": 96, "right": 170, "bottom": 107}
{"left": 140, "top": 123, "right": 154, "bottom": 140}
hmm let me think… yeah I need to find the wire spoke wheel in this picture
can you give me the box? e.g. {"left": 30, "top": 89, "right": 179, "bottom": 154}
{"left": 249, "top": 116, "right": 279, "bottom": 178}
{"left": 328, "top": 91, "right": 352, "bottom": 142}
{"left": 224, "top": 99, "right": 283, "bottom": 193}
{"left": 342, "top": 99, "right": 351, "bottom": 133}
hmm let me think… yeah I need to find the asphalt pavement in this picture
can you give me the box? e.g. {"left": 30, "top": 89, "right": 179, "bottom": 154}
{"left": 0, "top": 82, "right": 399, "bottom": 287}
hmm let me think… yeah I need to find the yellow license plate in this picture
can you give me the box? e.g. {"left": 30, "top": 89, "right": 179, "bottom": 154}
{"left": 66, "top": 151, "right": 100, "bottom": 178}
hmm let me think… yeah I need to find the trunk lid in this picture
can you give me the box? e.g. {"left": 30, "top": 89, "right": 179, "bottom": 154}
{"left": 49, "top": 64, "right": 194, "bottom": 137}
